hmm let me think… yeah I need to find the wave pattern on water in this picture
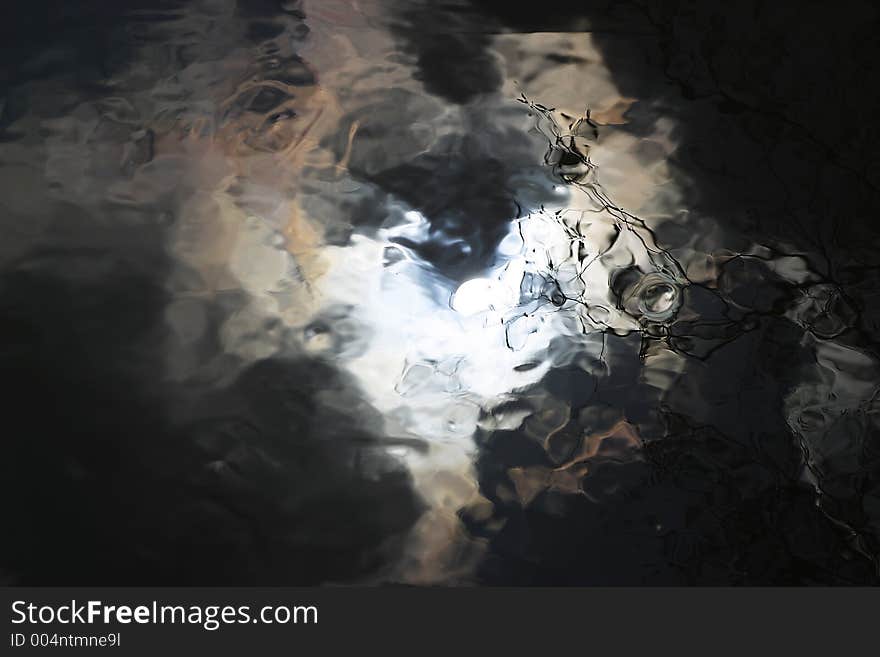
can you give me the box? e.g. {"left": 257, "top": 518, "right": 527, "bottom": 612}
{"left": 0, "top": 0, "right": 879, "bottom": 585}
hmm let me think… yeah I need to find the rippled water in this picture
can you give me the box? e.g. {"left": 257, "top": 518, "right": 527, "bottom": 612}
{"left": 2, "top": 0, "right": 880, "bottom": 584}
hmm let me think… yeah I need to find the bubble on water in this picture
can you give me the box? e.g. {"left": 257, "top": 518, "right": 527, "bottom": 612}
{"left": 618, "top": 271, "right": 682, "bottom": 323}
{"left": 637, "top": 273, "right": 681, "bottom": 320}
{"left": 553, "top": 145, "right": 593, "bottom": 184}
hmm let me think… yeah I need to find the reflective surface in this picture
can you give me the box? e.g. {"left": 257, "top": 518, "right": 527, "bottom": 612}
{"left": 2, "top": 0, "right": 879, "bottom": 584}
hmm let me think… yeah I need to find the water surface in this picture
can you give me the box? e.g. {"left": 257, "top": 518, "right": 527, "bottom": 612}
{"left": 2, "top": 0, "right": 879, "bottom": 585}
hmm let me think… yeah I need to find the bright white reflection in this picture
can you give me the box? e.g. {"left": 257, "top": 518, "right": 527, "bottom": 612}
{"left": 317, "top": 210, "right": 561, "bottom": 449}
{"left": 450, "top": 277, "right": 513, "bottom": 316}
{"left": 317, "top": 196, "right": 641, "bottom": 449}
{"left": 291, "top": 97, "right": 689, "bottom": 582}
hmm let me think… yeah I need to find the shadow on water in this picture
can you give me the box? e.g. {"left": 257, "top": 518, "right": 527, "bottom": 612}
{"left": 0, "top": 215, "right": 423, "bottom": 585}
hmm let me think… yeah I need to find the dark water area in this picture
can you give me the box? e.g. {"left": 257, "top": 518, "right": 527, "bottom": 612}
{"left": 1, "top": 0, "right": 879, "bottom": 585}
